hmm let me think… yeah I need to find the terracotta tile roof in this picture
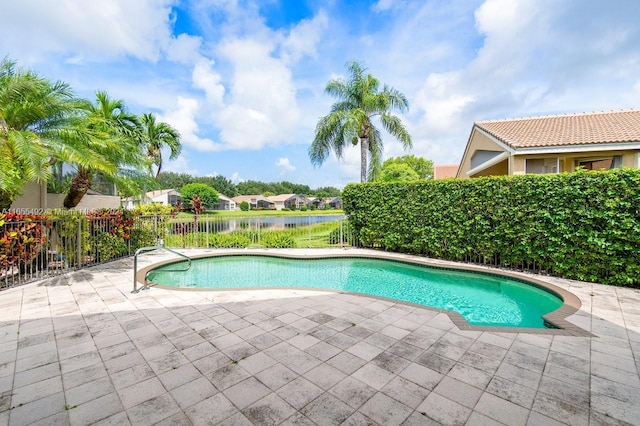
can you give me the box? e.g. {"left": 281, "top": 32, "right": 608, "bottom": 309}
{"left": 475, "top": 109, "right": 640, "bottom": 149}
{"left": 433, "top": 164, "right": 459, "bottom": 179}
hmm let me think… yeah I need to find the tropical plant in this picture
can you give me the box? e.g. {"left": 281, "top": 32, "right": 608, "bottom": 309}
{"left": 0, "top": 59, "right": 112, "bottom": 209}
{"left": 382, "top": 155, "right": 433, "bottom": 179}
{"left": 377, "top": 163, "right": 420, "bottom": 182}
{"left": 180, "top": 183, "right": 218, "bottom": 210}
{"left": 63, "top": 91, "right": 149, "bottom": 208}
{"left": 309, "top": 60, "right": 412, "bottom": 182}
{"left": 139, "top": 113, "right": 181, "bottom": 178}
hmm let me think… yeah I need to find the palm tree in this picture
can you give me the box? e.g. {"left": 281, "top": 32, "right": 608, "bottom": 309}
{"left": 63, "top": 92, "right": 148, "bottom": 208}
{"left": 309, "top": 60, "right": 412, "bottom": 182}
{"left": 0, "top": 59, "right": 113, "bottom": 209}
{"left": 140, "top": 113, "right": 181, "bottom": 179}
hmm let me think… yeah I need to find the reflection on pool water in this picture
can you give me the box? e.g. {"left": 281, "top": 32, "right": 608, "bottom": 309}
{"left": 146, "top": 256, "right": 563, "bottom": 328}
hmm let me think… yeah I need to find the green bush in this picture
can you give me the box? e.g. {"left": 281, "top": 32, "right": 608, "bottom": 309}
{"left": 92, "top": 233, "right": 127, "bottom": 262}
{"left": 208, "top": 232, "right": 251, "bottom": 248}
{"left": 130, "top": 227, "right": 156, "bottom": 249}
{"left": 300, "top": 205, "right": 308, "bottom": 211}
{"left": 134, "top": 203, "right": 175, "bottom": 216}
{"left": 310, "top": 204, "right": 317, "bottom": 210}
{"left": 48, "top": 210, "right": 90, "bottom": 266}
{"left": 342, "top": 169, "right": 640, "bottom": 286}
{"left": 239, "top": 201, "right": 249, "bottom": 211}
{"left": 260, "top": 231, "right": 296, "bottom": 248}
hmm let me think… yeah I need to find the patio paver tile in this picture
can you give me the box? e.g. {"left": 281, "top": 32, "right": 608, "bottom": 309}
{"left": 475, "top": 392, "right": 530, "bottom": 426}
{"left": 417, "top": 392, "right": 472, "bottom": 426}
{"left": 277, "top": 376, "right": 324, "bottom": 410}
{"left": 242, "top": 393, "right": 297, "bottom": 425}
{"left": 223, "top": 377, "right": 271, "bottom": 409}
{"left": 68, "top": 392, "right": 124, "bottom": 426}
{"left": 301, "top": 392, "right": 354, "bottom": 426}
{"left": 117, "top": 376, "right": 166, "bottom": 409}
{"left": 64, "top": 375, "right": 114, "bottom": 407}
{"left": 170, "top": 376, "right": 217, "bottom": 410}
{"left": 434, "top": 375, "right": 483, "bottom": 409}
{"left": 126, "top": 393, "right": 181, "bottom": 426}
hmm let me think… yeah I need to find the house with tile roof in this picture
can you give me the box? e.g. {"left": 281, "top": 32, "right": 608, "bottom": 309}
{"left": 232, "top": 195, "right": 275, "bottom": 210}
{"left": 122, "top": 189, "right": 181, "bottom": 210}
{"left": 266, "top": 194, "right": 309, "bottom": 210}
{"left": 456, "top": 110, "right": 640, "bottom": 179}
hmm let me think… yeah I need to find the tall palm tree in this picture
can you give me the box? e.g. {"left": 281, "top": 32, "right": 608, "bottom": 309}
{"left": 140, "top": 113, "right": 181, "bottom": 179}
{"left": 63, "top": 91, "right": 147, "bottom": 208}
{"left": 309, "top": 60, "right": 412, "bottom": 182}
{"left": 0, "top": 59, "right": 113, "bottom": 209}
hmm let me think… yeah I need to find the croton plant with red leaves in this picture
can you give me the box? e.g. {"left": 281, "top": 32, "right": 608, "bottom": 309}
{"left": 0, "top": 212, "right": 50, "bottom": 270}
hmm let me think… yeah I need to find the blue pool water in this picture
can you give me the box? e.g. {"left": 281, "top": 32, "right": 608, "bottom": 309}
{"left": 146, "top": 256, "right": 563, "bottom": 328}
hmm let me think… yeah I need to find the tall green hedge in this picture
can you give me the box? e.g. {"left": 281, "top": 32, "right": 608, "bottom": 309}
{"left": 342, "top": 169, "right": 640, "bottom": 286}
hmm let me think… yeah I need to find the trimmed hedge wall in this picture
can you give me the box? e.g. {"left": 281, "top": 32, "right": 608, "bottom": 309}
{"left": 342, "top": 169, "right": 640, "bottom": 286}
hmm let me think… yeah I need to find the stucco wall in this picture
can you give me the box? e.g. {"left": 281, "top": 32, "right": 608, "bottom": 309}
{"left": 457, "top": 129, "right": 507, "bottom": 178}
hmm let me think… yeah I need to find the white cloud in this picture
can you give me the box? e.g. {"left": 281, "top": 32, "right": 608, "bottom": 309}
{"left": 165, "top": 33, "right": 204, "bottom": 64}
{"left": 159, "top": 96, "right": 222, "bottom": 152}
{"left": 275, "top": 157, "right": 296, "bottom": 174}
{"left": 1, "top": 0, "right": 177, "bottom": 63}
{"left": 215, "top": 38, "right": 301, "bottom": 150}
{"left": 230, "top": 172, "right": 245, "bottom": 184}
{"left": 372, "top": 0, "right": 403, "bottom": 12}
{"left": 280, "top": 11, "right": 329, "bottom": 64}
{"left": 192, "top": 59, "right": 225, "bottom": 106}
{"left": 163, "top": 153, "right": 196, "bottom": 175}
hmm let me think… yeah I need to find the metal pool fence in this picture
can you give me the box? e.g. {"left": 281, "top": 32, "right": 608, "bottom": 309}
{"left": 1, "top": 213, "right": 359, "bottom": 290}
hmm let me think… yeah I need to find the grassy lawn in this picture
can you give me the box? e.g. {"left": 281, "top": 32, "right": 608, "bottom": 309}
{"left": 176, "top": 209, "right": 344, "bottom": 219}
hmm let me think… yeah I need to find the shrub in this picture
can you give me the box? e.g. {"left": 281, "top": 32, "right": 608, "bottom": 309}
{"left": 92, "top": 232, "right": 127, "bottom": 262}
{"left": 310, "top": 204, "right": 317, "bottom": 211}
{"left": 180, "top": 183, "right": 219, "bottom": 210}
{"left": 260, "top": 231, "right": 296, "bottom": 248}
{"left": 343, "top": 169, "right": 640, "bottom": 286}
{"left": 0, "top": 212, "right": 49, "bottom": 273}
{"left": 239, "top": 201, "right": 249, "bottom": 211}
{"left": 48, "top": 210, "right": 90, "bottom": 266}
{"left": 208, "top": 232, "right": 251, "bottom": 248}
{"left": 300, "top": 205, "right": 308, "bottom": 211}
{"left": 134, "top": 203, "right": 175, "bottom": 216}
{"left": 281, "top": 207, "right": 291, "bottom": 212}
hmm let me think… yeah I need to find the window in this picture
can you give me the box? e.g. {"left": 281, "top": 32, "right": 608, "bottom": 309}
{"left": 525, "top": 157, "right": 558, "bottom": 174}
{"left": 577, "top": 155, "right": 622, "bottom": 170}
{"left": 168, "top": 194, "right": 181, "bottom": 206}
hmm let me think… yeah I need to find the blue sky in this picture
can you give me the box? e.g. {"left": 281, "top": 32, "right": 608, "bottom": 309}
{"left": 2, "top": 0, "right": 639, "bottom": 190}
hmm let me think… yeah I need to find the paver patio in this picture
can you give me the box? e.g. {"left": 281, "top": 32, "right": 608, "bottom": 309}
{"left": 0, "top": 248, "right": 639, "bottom": 425}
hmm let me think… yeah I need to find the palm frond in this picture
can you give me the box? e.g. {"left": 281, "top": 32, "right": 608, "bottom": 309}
{"left": 381, "top": 113, "right": 412, "bottom": 149}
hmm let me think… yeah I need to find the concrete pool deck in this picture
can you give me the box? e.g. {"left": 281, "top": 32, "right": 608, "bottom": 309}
{"left": 0, "top": 248, "right": 639, "bottom": 425}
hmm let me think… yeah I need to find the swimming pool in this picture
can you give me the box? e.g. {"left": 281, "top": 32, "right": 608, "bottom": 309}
{"left": 144, "top": 254, "right": 566, "bottom": 329}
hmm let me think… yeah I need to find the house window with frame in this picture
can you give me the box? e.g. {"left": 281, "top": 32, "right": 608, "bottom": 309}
{"left": 576, "top": 155, "right": 622, "bottom": 171}
{"left": 168, "top": 194, "right": 181, "bottom": 206}
{"left": 525, "top": 157, "right": 559, "bottom": 174}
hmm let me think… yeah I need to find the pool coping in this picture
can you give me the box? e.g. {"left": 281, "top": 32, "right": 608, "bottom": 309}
{"left": 136, "top": 249, "right": 592, "bottom": 337}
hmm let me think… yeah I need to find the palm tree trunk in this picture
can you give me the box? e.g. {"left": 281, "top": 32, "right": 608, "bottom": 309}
{"left": 360, "top": 137, "right": 368, "bottom": 182}
{"left": 64, "top": 168, "right": 92, "bottom": 208}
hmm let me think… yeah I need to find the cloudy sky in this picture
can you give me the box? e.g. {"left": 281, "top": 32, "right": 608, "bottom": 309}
{"left": 2, "top": 0, "right": 639, "bottom": 189}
